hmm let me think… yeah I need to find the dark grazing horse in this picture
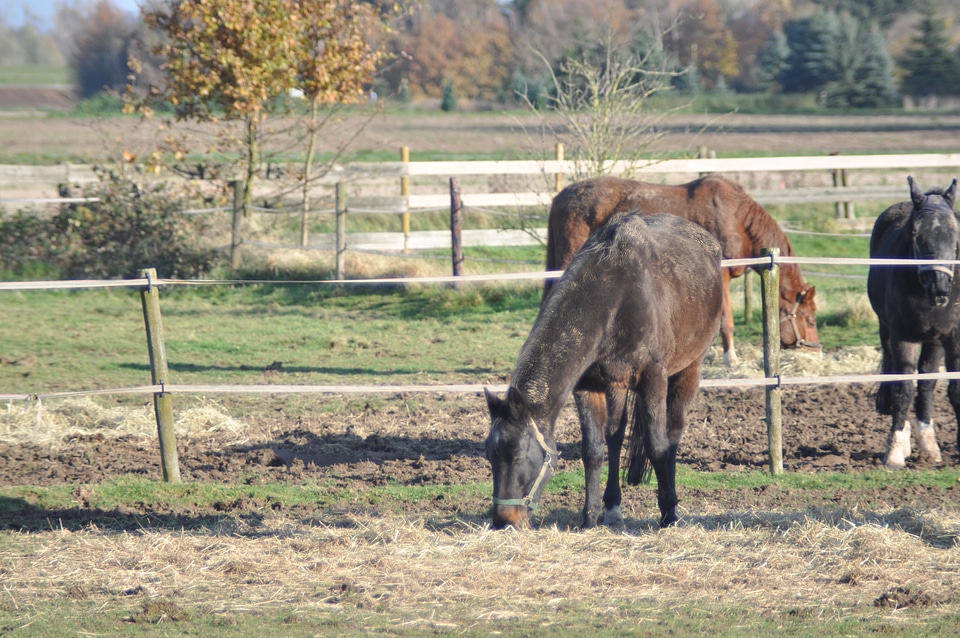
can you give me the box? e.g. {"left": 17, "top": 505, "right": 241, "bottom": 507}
{"left": 867, "top": 175, "right": 959, "bottom": 469}
{"left": 544, "top": 175, "right": 820, "bottom": 366}
{"left": 485, "top": 213, "right": 722, "bottom": 529}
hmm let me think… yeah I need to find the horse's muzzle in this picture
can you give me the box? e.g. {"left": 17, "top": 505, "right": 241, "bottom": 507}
{"left": 492, "top": 503, "right": 530, "bottom": 529}
{"left": 920, "top": 265, "right": 954, "bottom": 307}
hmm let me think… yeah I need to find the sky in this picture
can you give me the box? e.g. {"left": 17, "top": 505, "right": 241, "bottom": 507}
{"left": 3, "top": 0, "right": 144, "bottom": 30}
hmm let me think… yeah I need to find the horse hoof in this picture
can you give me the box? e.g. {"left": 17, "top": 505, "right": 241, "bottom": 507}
{"left": 723, "top": 351, "right": 739, "bottom": 367}
{"left": 917, "top": 422, "right": 942, "bottom": 463}
{"left": 883, "top": 431, "right": 908, "bottom": 469}
{"left": 603, "top": 506, "right": 624, "bottom": 527}
{"left": 658, "top": 512, "right": 679, "bottom": 528}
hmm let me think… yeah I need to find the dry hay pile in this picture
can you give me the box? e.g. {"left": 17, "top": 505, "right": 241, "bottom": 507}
{"left": 2, "top": 508, "right": 958, "bottom": 629}
{"left": 0, "top": 397, "right": 246, "bottom": 446}
{"left": 699, "top": 344, "right": 881, "bottom": 383}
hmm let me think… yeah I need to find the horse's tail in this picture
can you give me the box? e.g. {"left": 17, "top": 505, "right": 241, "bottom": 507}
{"left": 626, "top": 392, "right": 653, "bottom": 486}
{"left": 874, "top": 381, "right": 894, "bottom": 415}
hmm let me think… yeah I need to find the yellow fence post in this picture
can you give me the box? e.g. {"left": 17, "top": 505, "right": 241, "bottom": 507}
{"left": 401, "top": 146, "right": 410, "bottom": 253}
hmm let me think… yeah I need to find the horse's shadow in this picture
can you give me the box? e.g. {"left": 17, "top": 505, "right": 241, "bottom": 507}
{"left": 0, "top": 495, "right": 268, "bottom": 534}
{"left": 205, "top": 431, "right": 583, "bottom": 475}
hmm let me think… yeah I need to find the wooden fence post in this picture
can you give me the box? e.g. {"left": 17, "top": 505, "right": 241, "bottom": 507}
{"left": 336, "top": 182, "right": 347, "bottom": 280}
{"left": 832, "top": 166, "right": 855, "bottom": 219}
{"left": 401, "top": 146, "right": 411, "bottom": 253}
{"left": 139, "top": 268, "right": 181, "bottom": 483}
{"left": 760, "top": 247, "right": 783, "bottom": 475}
{"left": 450, "top": 177, "right": 464, "bottom": 288}
{"left": 230, "top": 180, "right": 244, "bottom": 269}
{"left": 554, "top": 142, "right": 564, "bottom": 193}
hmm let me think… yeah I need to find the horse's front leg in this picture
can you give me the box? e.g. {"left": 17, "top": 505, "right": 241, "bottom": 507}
{"left": 601, "top": 388, "right": 628, "bottom": 527}
{"left": 720, "top": 267, "right": 738, "bottom": 366}
{"left": 884, "top": 338, "right": 921, "bottom": 469}
{"left": 915, "top": 342, "right": 943, "bottom": 463}
{"left": 574, "top": 389, "right": 606, "bottom": 528}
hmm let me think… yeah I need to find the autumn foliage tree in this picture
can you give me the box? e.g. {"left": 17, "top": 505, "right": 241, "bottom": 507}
{"left": 138, "top": 0, "right": 386, "bottom": 207}
{"left": 385, "top": 0, "right": 512, "bottom": 101}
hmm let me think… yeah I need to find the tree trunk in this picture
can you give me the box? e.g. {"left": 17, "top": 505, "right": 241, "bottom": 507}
{"left": 301, "top": 98, "right": 320, "bottom": 246}
{"left": 242, "top": 115, "right": 260, "bottom": 209}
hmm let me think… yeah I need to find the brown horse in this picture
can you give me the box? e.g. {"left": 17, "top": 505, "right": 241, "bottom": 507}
{"left": 545, "top": 175, "right": 820, "bottom": 366}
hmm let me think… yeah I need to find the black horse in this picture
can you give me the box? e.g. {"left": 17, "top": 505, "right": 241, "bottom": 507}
{"left": 484, "top": 213, "right": 722, "bottom": 529}
{"left": 867, "top": 175, "right": 959, "bottom": 469}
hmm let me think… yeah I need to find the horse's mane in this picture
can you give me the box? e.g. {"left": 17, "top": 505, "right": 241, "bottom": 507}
{"left": 731, "top": 185, "right": 816, "bottom": 295}
{"left": 734, "top": 189, "right": 795, "bottom": 258}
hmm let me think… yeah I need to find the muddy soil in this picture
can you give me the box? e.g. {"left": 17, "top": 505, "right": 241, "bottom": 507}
{"left": 2, "top": 384, "right": 957, "bottom": 531}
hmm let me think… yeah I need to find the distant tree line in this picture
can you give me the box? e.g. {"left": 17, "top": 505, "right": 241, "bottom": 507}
{"left": 2, "top": 0, "right": 960, "bottom": 108}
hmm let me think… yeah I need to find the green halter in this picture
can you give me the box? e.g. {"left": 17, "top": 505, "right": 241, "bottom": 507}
{"left": 492, "top": 418, "right": 557, "bottom": 510}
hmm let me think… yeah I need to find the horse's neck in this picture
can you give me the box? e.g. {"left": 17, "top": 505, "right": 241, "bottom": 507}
{"left": 740, "top": 200, "right": 808, "bottom": 291}
{"left": 512, "top": 316, "right": 599, "bottom": 429}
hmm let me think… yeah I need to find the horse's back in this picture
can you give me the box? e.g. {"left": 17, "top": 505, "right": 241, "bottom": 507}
{"left": 545, "top": 176, "right": 652, "bottom": 271}
{"left": 569, "top": 213, "right": 723, "bottom": 372}
{"left": 869, "top": 201, "right": 912, "bottom": 258}
{"left": 868, "top": 201, "right": 914, "bottom": 319}
{"left": 545, "top": 174, "right": 755, "bottom": 270}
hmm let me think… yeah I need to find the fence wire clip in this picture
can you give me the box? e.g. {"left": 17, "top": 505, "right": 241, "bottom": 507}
{"left": 767, "top": 252, "right": 778, "bottom": 271}
{"left": 145, "top": 270, "right": 156, "bottom": 293}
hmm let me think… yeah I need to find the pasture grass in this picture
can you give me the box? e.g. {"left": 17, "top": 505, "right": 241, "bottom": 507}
{"left": 2, "top": 482, "right": 959, "bottom": 637}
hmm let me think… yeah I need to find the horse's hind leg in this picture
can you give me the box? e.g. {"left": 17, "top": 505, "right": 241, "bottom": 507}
{"left": 720, "top": 268, "right": 739, "bottom": 366}
{"left": 574, "top": 389, "right": 607, "bottom": 528}
{"left": 915, "top": 342, "right": 943, "bottom": 463}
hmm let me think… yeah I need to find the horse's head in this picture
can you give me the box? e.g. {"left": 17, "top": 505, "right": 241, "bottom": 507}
{"left": 780, "top": 286, "right": 821, "bottom": 353}
{"left": 909, "top": 176, "right": 959, "bottom": 308}
{"left": 483, "top": 387, "right": 556, "bottom": 529}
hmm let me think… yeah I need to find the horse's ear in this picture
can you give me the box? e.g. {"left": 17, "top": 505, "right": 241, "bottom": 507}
{"left": 505, "top": 386, "right": 528, "bottom": 422}
{"left": 484, "top": 387, "right": 504, "bottom": 415}
{"left": 800, "top": 286, "right": 815, "bottom": 303}
{"left": 944, "top": 179, "right": 958, "bottom": 209}
{"left": 908, "top": 176, "right": 924, "bottom": 206}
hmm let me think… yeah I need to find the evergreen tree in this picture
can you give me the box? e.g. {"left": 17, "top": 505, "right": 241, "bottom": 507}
{"left": 812, "top": 0, "right": 915, "bottom": 28}
{"left": 782, "top": 13, "right": 838, "bottom": 93}
{"left": 672, "top": 63, "right": 703, "bottom": 95}
{"left": 441, "top": 78, "right": 458, "bottom": 111}
{"left": 899, "top": 7, "right": 960, "bottom": 97}
{"left": 847, "top": 26, "right": 899, "bottom": 107}
{"left": 757, "top": 30, "right": 790, "bottom": 93}
{"left": 799, "top": 10, "right": 843, "bottom": 91}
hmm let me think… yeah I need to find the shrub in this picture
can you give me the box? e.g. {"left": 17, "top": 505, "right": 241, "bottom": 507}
{"left": 0, "top": 172, "right": 222, "bottom": 280}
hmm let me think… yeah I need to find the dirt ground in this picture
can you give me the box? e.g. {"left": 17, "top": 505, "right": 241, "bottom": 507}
{"left": 2, "top": 383, "right": 957, "bottom": 531}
